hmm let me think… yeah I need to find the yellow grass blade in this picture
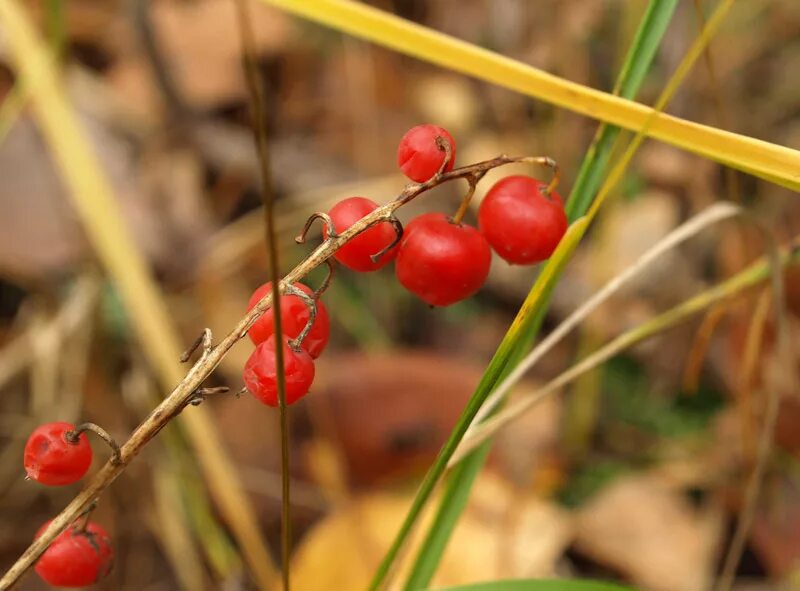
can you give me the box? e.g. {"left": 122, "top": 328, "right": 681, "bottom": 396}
{"left": 260, "top": 0, "right": 800, "bottom": 192}
{"left": 0, "top": 2, "right": 277, "bottom": 588}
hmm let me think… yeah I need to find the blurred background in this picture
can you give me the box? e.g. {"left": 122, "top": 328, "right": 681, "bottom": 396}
{"left": 1, "top": 0, "right": 800, "bottom": 589}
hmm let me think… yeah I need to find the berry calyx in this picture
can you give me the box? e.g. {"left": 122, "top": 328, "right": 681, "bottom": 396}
{"left": 24, "top": 422, "right": 92, "bottom": 486}
{"left": 34, "top": 520, "right": 113, "bottom": 587}
{"left": 243, "top": 335, "right": 315, "bottom": 406}
{"left": 478, "top": 175, "right": 567, "bottom": 265}
{"left": 248, "top": 282, "right": 330, "bottom": 358}
{"left": 395, "top": 212, "right": 491, "bottom": 306}
{"left": 397, "top": 124, "right": 456, "bottom": 182}
{"left": 325, "top": 197, "right": 399, "bottom": 271}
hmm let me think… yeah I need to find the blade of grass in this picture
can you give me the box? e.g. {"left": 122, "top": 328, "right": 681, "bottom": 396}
{"left": 150, "top": 459, "right": 206, "bottom": 591}
{"left": 434, "top": 580, "right": 633, "bottom": 591}
{"left": 45, "top": 0, "right": 65, "bottom": 62}
{"left": 566, "top": 0, "right": 679, "bottom": 220}
{"left": 0, "top": 0, "right": 65, "bottom": 146}
{"left": 365, "top": 217, "right": 589, "bottom": 590}
{"left": 401, "top": 2, "right": 693, "bottom": 586}
{"left": 455, "top": 242, "right": 798, "bottom": 461}
{"left": 717, "top": 247, "right": 792, "bottom": 589}
{"left": 232, "top": 0, "right": 292, "bottom": 588}
{"left": 259, "top": 0, "right": 800, "bottom": 191}
{"left": 469, "top": 202, "right": 741, "bottom": 431}
{"left": 0, "top": 1, "right": 277, "bottom": 587}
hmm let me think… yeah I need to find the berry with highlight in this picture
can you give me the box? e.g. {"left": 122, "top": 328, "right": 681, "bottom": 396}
{"left": 243, "top": 335, "right": 316, "bottom": 406}
{"left": 397, "top": 124, "right": 456, "bottom": 182}
{"left": 24, "top": 422, "right": 92, "bottom": 486}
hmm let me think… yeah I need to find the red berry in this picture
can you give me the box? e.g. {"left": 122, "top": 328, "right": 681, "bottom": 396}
{"left": 34, "top": 520, "right": 113, "bottom": 587}
{"left": 325, "top": 197, "right": 399, "bottom": 271}
{"left": 243, "top": 336, "right": 315, "bottom": 406}
{"left": 395, "top": 212, "right": 491, "bottom": 306}
{"left": 478, "top": 176, "right": 568, "bottom": 265}
{"left": 248, "top": 282, "right": 330, "bottom": 358}
{"left": 397, "top": 124, "right": 456, "bottom": 182}
{"left": 24, "top": 422, "right": 92, "bottom": 486}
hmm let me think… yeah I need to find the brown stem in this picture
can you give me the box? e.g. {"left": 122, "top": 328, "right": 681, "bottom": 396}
{"left": 450, "top": 174, "right": 482, "bottom": 225}
{"left": 295, "top": 212, "right": 337, "bottom": 245}
{"left": 74, "top": 501, "right": 97, "bottom": 532}
{"left": 313, "top": 260, "right": 336, "bottom": 299}
{"left": 283, "top": 283, "right": 317, "bottom": 351}
{"left": 179, "top": 328, "right": 213, "bottom": 363}
{"left": 434, "top": 135, "right": 454, "bottom": 177}
{"left": 232, "top": 0, "right": 291, "bottom": 588}
{"left": 369, "top": 215, "right": 403, "bottom": 263}
{"left": 66, "top": 423, "right": 121, "bottom": 466}
{"left": 0, "top": 151, "right": 556, "bottom": 591}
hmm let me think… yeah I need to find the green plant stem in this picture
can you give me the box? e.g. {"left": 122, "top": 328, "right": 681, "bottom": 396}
{"left": 367, "top": 218, "right": 587, "bottom": 590}
{"left": 233, "top": 0, "right": 290, "bottom": 588}
{"left": 45, "top": 0, "right": 65, "bottom": 62}
{"left": 399, "top": 2, "right": 680, "bottom": 588}
{"left": 436, "top": 579, "right": 633, "bottom": 591}
{"left": 458, "top": 245, "right": 799, "bottom": 457}
{"left": 566, "top": 0, "right": 679, "bottom": 220}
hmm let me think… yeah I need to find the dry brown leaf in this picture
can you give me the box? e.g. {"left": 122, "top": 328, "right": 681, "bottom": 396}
{"left": 0, "top": 115, "right": 169, "bottom": 282}
{"left": 574, "top": 473, "right": 723, "bottom": 591}
{"left": 150, "top": 0, "right": 290, "bottom": 107}
{"left": 287, "top": 471, "right": 573, "bottom": 591}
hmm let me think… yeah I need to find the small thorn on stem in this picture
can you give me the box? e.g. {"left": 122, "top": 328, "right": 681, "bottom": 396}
{"left": 186, "top": 386, "right": 231, "bottom": 407}
{"left": 181, "top": 329, "right": 213, "bottom": 363}
{"left": 180, "top": 332, "right": 204, "bottom": 363}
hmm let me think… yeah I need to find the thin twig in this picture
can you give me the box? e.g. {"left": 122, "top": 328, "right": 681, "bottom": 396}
{"left": 232, "top": 0, "right": 291, "bottom": 587}
{"left": 452, "top": 239, "right": 799, "bottom": 465}
{"left": 715, "top": 235, "right": 793, "bottom": 591}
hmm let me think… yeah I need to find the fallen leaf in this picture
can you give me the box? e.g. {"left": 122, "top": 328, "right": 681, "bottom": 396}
{"left": 288, "top": 471, "right": 573, "bottom": 591}
{"left": 574, "top": 473, "right": 723, "bottom": 591}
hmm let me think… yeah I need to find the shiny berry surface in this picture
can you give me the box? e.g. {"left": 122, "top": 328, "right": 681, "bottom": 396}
{"left": 24, "top": 422, "right": 92, "bottom": 486}
{"left": 325, "top": 197, "right": 398, "bottom": 271}
{"left": 478, "top": 175, "right": 567, "bottom": 265}
{"left": 243, "top": 336, "right": 315, "bottom": 406}
{"left": 34, "top": 520, "right": 113, "bottom": 587}
{"left": 395, "top": 213, "right": 491, "bottom": 306}
{"left": 397, "top": 124, "right": 456, "bottom": 182}
{"left": 248, "top": 282, "right": 330, "bottom": 358}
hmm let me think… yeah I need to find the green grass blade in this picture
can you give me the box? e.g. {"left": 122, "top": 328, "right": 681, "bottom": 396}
{"left": 366, "top": 219, "right": 588, "bottom": 591}
{"left": 433, "top": 580, "right": 633, "bottom": 591}
{"left": 403, "top": 444, "right": 491, "bottom": 591}
{"left": 402, "top": 2, "right": 679, "bottom": 587}
{"left": 398, "top": 222, "right": 584, "bottom": 590}
{"left": 566, "top": 0, "right": 679, "bottom": 220}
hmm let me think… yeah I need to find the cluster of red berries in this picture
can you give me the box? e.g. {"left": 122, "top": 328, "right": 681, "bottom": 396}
{"left": 18, "top": 125, "right": 567, "bottom": 587}
{"left": 22, "top": 422, "right": 113, "bottom": 587}
{"left": 396, "top": 124, "right": 567, "bottom": 305}
{"left": 242, "top": 124, "right": 567, "bottom": 408}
